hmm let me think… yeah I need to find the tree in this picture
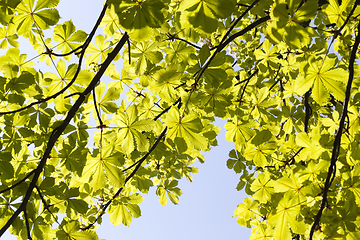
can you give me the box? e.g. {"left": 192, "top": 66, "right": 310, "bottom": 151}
{"left": 0, "top": 0, "right": 360, "bottom": 239}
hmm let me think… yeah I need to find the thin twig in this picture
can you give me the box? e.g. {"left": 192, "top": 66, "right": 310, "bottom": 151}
{"left": 174, "top": 36, "right": 201, "bottom": 49}
{"left": 35, "top": 185, "right": 62, "bottom": 227}
{"left": 92, "top": 89, "right": 104, "bottom": 128}
{"left": 81, "top": 127, "right": 168, "bottom": 231}
{"left": 154, "top": 98, "right": 181, "bottom": 121}
{"left": 269, "top": 65, "right": 282, "bottom": 91}
{"left": 289, "top": 147, "right": 304, "bottom": 165}
{"left": 234, "top": 68, "right": 259, "bottom": 87}
{"left": 0, "top": 169, "right": 36, "bottom": 194}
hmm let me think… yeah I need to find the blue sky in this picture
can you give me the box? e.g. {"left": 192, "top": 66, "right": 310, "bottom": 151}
{"left": 3, "top": 0, "right": 252, "bottom": 239}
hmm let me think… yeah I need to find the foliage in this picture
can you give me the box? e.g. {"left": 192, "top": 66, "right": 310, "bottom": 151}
{"left": 0, "top": 0, "right": 360, "bottom": 239}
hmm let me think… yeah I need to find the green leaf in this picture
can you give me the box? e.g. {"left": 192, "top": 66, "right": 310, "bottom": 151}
{"left": 165, "top": 107, "right": 208, "bottom": 151}
{"left": 295, "top": 57, "right": 347, "bottom": 105}
{"left": 114, "top": 105, "right": 156, "bottom": 154}
{"left": 179, "top": 0, "right": 236, "bottom": 34}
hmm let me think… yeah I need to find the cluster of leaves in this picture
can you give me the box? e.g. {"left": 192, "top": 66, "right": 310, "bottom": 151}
{"left": 0, "top": 0, "right": 360, "bottom": 239}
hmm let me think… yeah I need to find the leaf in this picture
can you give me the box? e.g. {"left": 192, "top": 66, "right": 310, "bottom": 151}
{"left": 115, "top": 105, "right": 156, "bottom": 154}
{"left": 250, "top": 173, "right": 274, "bottom": 203}
{"left": 165, "top": 107, "right": 208, "bottom": 151}
{"left": 295, "top": 57, "right": 347, "bottom": 105}
{"left": 72, "top": 147, "right": 125, "bottom": 190}
{"left": 109, "top": 0, "right": 167, "bottom": 40}
{"left": 151, "top": 64, "right": 181, "bottom": 102}
{"left": 179, "top": 0, "right": 237, "bottom": 34}
{"left": 268, "top": 192, "right": 306, "bottom": 240}
{"left": 109, "top": 203, "right": 132, "bottom": 226}
{"left": 295, "top": 132, "right": 313, "bottom": 148}
{"left": 53, "top": 20, "right": 87, "bottom": 60}
{"left": 14, "top": 0, "right": 60, "bottom": 35}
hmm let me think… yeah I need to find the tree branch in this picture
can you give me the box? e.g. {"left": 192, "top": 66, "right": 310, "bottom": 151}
{"left": 235, "top": 68, "right": 259, "bottom": 87}
{"left": 0, "top": 32, "right": 129, "bottom": 237}
{"left": 309, "top": 18, "right": 360, "bottom": 240}
{"left": 92, "top": 89, "right": 104, "bottom": 128}
{"left": 217, "top": 16, "right": 270, "bottom": 52}
{"left": 304, "top": 90, "right": 311, "bottom": 133}
{"left": 24, "top": 209, "right": 32, "bottom": 240}
{"left": 153, "top": 98, "right": 181, "bottom": 121}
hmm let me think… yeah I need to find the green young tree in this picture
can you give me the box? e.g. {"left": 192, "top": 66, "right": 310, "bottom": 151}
{"left": 0, "top": 0, "right": 360, "bottom": 239}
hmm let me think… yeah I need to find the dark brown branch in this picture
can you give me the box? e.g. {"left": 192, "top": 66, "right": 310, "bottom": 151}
{"left": 0, "top": 3, "right": 109, "bottom": 116}
{"left": 268, "top": 65, "right": 282, "bottom": 90}
{"left": 309, "top": 18, "right": 360, "bottom": 240}
{"left": 153, "top": 98, "right": 181, "bottom": 121}
{"left": 217, "top": 15, "right": 270, "bottom": 52}
{"left": 35, "top": 185, "right": 61, "bottom": 226}
{"left": 238, "top": 70, "right": 258, "bottom": 105}
{"left": 217, "top": 0, "right": 261, "bottom": 50}
{"left": 24, "top": 209, "right": 32, "bottom": 240}
{"left": 65, "top": 92, "right": 81, "bottom": 99}
{"left": 289, "top": 147, "right": 304, "bottom": 165}
{"left": 48, "top": 44, "right": 83, "bottom": 57}
{"left": 0, "top": 169, "right": 36, "bottom": 194}
{"left": 193, "top": 0, "right": 265, "bottom": 90}
{"left": 0, "top": 32, "right": 129, "bottom": 237}
{"left": 127, "top": 38, "right": 131, "bottom": 64}
{"left": 304, "top": 90, "right": 311, "bottom": 133}
{"left": 235, "top": 68, "right": 259, "bottom": 87}
{"left": 92, "top": 89, "right": 104, "bottom": 128}
{"left": 339, "top": 0, "right": 359, "bottom": 32}
{"left": 174, "top": 36, "right": 201, "bottom": 49}
{"left": 81, "top": 127, "right": 168, "bottom": 231}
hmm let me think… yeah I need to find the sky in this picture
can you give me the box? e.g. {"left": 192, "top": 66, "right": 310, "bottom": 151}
{"left": 2, "top": 0, "right": 252, "bottom": 239}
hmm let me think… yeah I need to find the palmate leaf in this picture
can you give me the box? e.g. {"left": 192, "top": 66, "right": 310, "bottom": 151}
{"left": 250, "top": 173, "right": 274, "bottom": 203}
{"left": 165, "top": 107, "right": 208, "bottom": 152}
{"left": 0, "top": 48, "right": 35, "bottom": 76}
{"left": 163, "top": 41, "right": 195, "bottom": 65}
{"left": 224, "top": 115, "right": 257, "bottom": 151}
{"left": 114, "top": 105, "right": 156, "bottom": 155}
{"left": 14, "top": 0, "right": 60, "bottom": 35}
{"left": 323, "top": 0, "right": 354, "bottom": 27}
{"left": 71, "top": 146, "right": 125, "bottom": 191}
{"left": 150, "top": 64, "right": 181, "bottom": 103}
{"left": 234, "top": 197, "right": 259, "bottom": 224}
{"left": 295, "top": 56, "right": 347, "bottom": 105}
{"left": 249, "top": 224, "right": 274, "bottom": 240}
{"left": 108, "top": 195, "right": 143, "bottom": 226}
{"left": 267, "top": 0, "right": 317, "bottom": 49}
{"left": 85, "top": 34, "right": 118, "bottom": 78}
{"left": 129, "top": 41, "right": 163, "bottom": 75}
{"left": 56, "top": 221, "right": 99, "bottom": 240}
{"left": 53, "top": 20, "right": 87, "bottom": 60}
{"left": 108, "top": 0, "right": 167, "bottom": 40}
{"left": 156, "top": 180, "right": 182, "bottom": 206}
{"left": 43, "top": 60, "right": 93, "bottom": 97}
{"left": 267, "top": 192, "right": 306, "bottom": 240}
{"left": 82, "top": 81, "right": 120, "bottom": 116}
{"left": 178, "top": 0, "right": 236, "bottom": 34}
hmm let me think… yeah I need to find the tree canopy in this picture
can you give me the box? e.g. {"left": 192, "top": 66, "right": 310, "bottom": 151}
{"left": 1, "top": 0, "right": 360, "bottom": 239}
